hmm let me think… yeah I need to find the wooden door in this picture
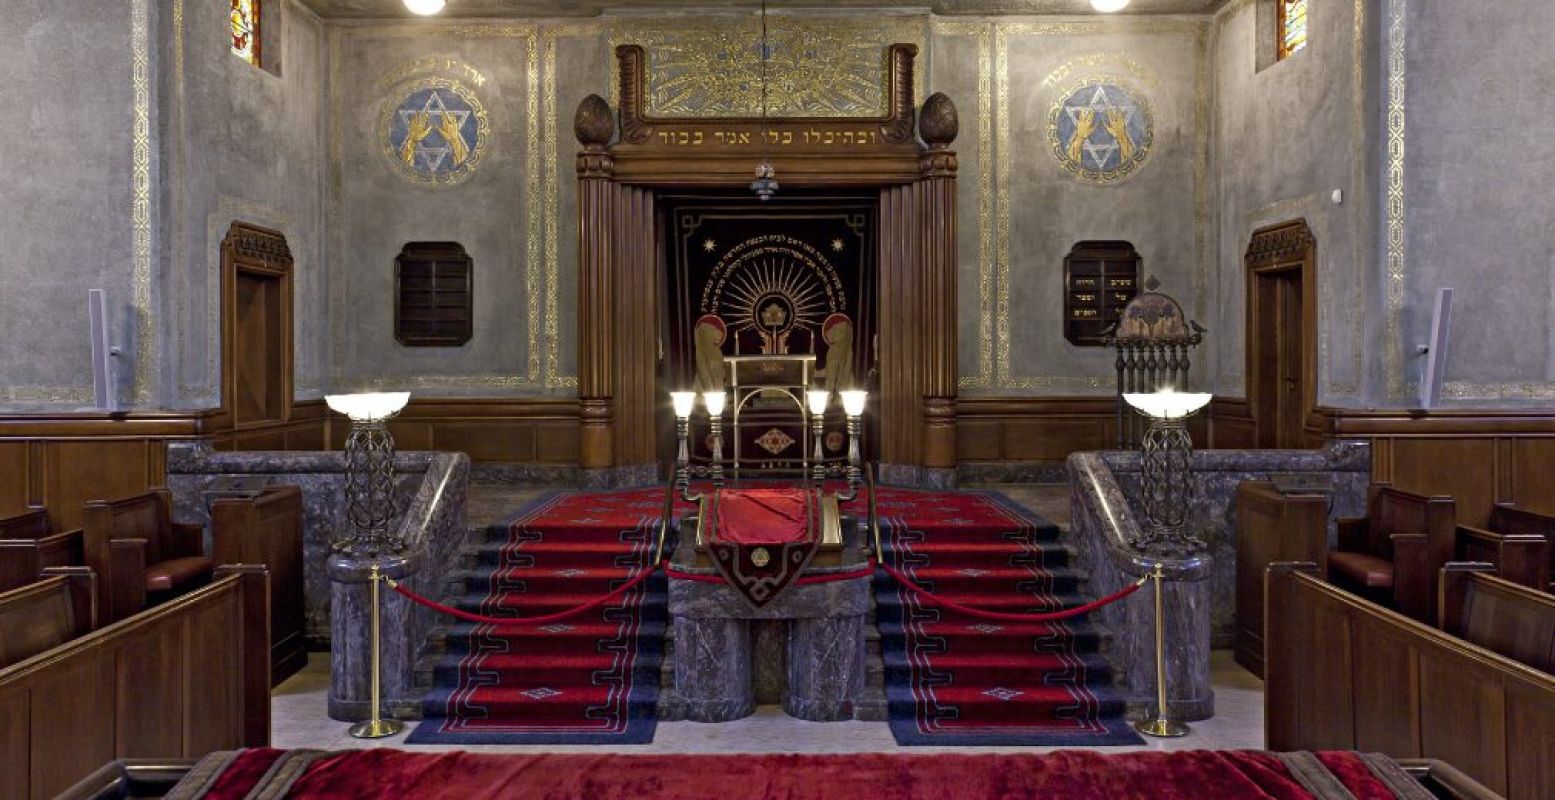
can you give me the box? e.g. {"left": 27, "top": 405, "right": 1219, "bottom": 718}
{"left": 1245, "top": 220, "right": 1316, "bottom": 450}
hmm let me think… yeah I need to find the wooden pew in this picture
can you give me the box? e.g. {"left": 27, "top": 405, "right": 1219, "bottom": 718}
{"left": 0, "top": 567, "right": 95, "bottom": 668}
{"left": 1266, "top": 562, "right": 1555, "bottom": 800}
{"left": 82, "top": 489, "right": 215, "bottom": 624}
{"left": 212, "top": 484, "right": 306, "bottom": 684}
{"left": 0, "top": 565, "right": 269, "bottom": 800}
{"left": 1455, "top": 504, "right": 1554, "bottom": 592}
{"left": 1329, "top": 484, "right": 1456, "bottom": 624}
{"left": 1234, "top": 480, "right": 1329, "bottom": 677}
{"left": 0, "top": 508, "right": 84, "bottom": 593}
{"left": 1439, "top": 562, "right": 1555, "bottom": 673}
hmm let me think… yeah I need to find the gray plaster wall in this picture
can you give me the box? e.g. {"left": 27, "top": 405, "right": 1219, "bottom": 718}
{"left": 1397, "top": 0, "right": 1555, "bottom": 405}
{"left": 0, "top": 0, "right": 142, "bottom": 406}
{"left": 165, "top": 0, "right": 329, "bottom": 408}
{"left": 328, "top": 22, "right": 574, "bottom": 396}
{"left": 996, "top": 20, "right": 1209, "bottom": 395}
{"left": 1210, "top": 0, "right": 1377, "bottom": 406}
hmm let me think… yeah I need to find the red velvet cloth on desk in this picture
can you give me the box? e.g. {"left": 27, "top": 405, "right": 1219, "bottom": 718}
{"left": 713, "top": 487, "right": 812, "bottom": 545}
{"left": 703, "top": 487, "right": 822, "bottom": 608}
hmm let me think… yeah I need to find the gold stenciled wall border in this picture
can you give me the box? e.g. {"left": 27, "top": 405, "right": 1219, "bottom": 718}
{"left": 937, "top": 22, "right": 995, "bottom": 391}
{"left": 329, "top": 24, "right": 573, "bottom": 393}
{"left": 990, "top": 19, "right": 1211, "bottom": 392}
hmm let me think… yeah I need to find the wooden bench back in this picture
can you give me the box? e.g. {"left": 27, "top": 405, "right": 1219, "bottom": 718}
{"left": 0, "top": 509, "right": 51, "bottom": 539}
{"left": 1440, "top": 563, "right": 1555, "bottom": 674}
{"left": 0, "top": 568, "right": 95, "bottom": 669}
{"left": 1267, "top": 562, "right": 1555, "bottom": 798}
{"left": 1488, "top": 504, "right": 1555, "bottom": 539}
{"left": 1367, "top": 485, "right": 1455, "bottom": 559}
{"left": 212, "top": 485, "right": 306, "bottom": 684}
{"left": 0, "top": 566, "right": 268, "bottom": 800}
{"left": 0, "top": 508, "right": 84, "bottom": 593}
{"left": 82, "top": 489, "right": 173, "bottom": 566}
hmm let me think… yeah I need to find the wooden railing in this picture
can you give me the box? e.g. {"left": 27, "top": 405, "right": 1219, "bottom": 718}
{"left": 1265, "top": 563, "right": 1555, "bottom": 800}
{"left": 0, "top": 565, "right": 269, "bottom": 800}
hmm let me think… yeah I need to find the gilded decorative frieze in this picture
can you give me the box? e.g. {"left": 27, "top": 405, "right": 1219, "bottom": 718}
{"left": 611, "top": 17, "right": 926, "bottom": 119}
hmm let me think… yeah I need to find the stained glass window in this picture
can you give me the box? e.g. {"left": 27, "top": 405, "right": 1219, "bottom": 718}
{"left": 231, "top": 0, "right": 260, "bottom": 67}
{"left": 1278, "top": 0, "right": 1308, "bottom": 60}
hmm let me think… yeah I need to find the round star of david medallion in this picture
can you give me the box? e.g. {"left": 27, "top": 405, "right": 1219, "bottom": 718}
{"left": 379, "top": 78, "right": 490, "bottom": 186}
{"left": 1048, "top": 79, "right": 1154, "bottom": 184}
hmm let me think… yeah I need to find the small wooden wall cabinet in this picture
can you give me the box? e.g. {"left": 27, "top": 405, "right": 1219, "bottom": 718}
{"left": 212, "top": 485, "right": 306, "bottom": 685}
{"left": 1234, "top": 480, "right": 1328, "bottom": 677}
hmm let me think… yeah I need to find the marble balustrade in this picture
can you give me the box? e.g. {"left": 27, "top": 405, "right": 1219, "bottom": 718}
{"left": 166, "top": 442, "right": 470, "bottom": 721}
{"left": 1066, "top": 441, "right": 1369, "bottom": 721}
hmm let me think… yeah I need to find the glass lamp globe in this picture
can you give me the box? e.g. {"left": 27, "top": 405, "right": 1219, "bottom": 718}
{"left": 702, "top": 391, "right": 728, "bottom": 417}
{"left": 671, "top": 391, "right": 698, "bottom": 419}
{"left": 840, "top": 390, "right": 868, "bottom": 417}
{"left": 1122, "top": 389, "right": 1213, "bottom": 420}
{"left": 325, "top": 392, "right": 411, "bottom": 422}
{"left": 404, "top": 0, "right": 446, "bottom": 15}
{"left": 806, "top": 390, "right": 830, "bottom": 415}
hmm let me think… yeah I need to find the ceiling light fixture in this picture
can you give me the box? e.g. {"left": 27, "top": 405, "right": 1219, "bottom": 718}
{"left": 749, "top": 0, "right": 779, "bottom": 201}
{"left": 1091, "top": 0, "right": 1131, "bottom": 12}
{"left": 404, "top": 0, "right": 446, "bottom": 15}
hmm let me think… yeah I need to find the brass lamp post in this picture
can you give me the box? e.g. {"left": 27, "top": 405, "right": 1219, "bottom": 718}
{"left": 325, "top": 391, "right": 411, "bottom": 740}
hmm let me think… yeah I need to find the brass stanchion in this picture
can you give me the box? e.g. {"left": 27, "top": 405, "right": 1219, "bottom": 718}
{"left": 1134, "top": 562, "right": 1190, "bottom": 738}
{"left": 349, "top": 564, "right": 405, "bottom": 739}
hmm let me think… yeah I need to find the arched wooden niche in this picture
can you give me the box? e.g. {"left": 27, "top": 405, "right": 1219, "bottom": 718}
{"left": 575, "top": 44, "right": 960, "bottom": 481}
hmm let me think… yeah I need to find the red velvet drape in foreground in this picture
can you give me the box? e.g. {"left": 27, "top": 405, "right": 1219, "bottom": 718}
{"left": 203, "top": 748, "right": 1406, "bottom": 800}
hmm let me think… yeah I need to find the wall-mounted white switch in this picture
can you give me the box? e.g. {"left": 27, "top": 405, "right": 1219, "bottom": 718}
{"left": 1331, "top": 189, "right": 1344, "bottom": 205}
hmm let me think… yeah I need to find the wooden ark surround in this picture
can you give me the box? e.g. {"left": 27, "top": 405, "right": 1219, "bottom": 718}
{"left": 574, "top": 44, "right": 960, "bottom": 475}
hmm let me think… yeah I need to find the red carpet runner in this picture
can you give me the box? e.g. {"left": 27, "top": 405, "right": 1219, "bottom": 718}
{"left": 408, "top": 490, "right": 666, "bottom": 744}
{"left": 873, "top": 488, "right": 1142, "bottom": 745}
{"left": 180, "top": 748, "right": 1432, "bottom": 799}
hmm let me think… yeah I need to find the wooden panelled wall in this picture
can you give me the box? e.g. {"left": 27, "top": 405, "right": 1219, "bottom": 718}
{"left": 0, "top": 397, "right": 581, "bottom": 528}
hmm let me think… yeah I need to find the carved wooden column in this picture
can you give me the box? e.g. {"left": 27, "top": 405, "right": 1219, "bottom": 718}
{"left": 918, "top": 93, "right": 959, "bottom": 473}
{"left": 575, "top": 95, "right": 616, "bottom": 470}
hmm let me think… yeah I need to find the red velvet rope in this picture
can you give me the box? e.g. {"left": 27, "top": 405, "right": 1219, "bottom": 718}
{"left": 878, "top": 563, "right": 1144, "bottom": 622}
{"left": 390, "top": 560, "right": 1142, "bottom": 628}
{"left": 389, "top": 564, "right": 660, "bottom": 628}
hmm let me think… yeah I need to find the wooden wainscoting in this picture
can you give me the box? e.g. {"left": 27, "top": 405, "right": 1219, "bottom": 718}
{"left": 1316, "top": 408, "right": 1555, "bottom": 527}
{"left": 956, "top": 396, "right": 1215, "bottom": 463}
{"left": 326, "top": 398, "right": 581, "bottom": 464}
{"left": 1208, "top": 396, "right": 1258, "bottom": 450}
{"left": 0, "top": 402, "right": 328, "bottom": 530}
{"left": 0, "top": 411, "right": 212, "bottom": 530}
{"left": 956, "top": 397, "right": 1117, "bottom": 462}
{"left": 216, "top": 398, "right": 326, "bottom": 453}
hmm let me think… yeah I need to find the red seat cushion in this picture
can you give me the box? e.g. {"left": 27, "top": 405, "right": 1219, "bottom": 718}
{"left": 145, "top": 556, "right": 215, "bottom": 592}
{"left": 1328, "top": 551, "right": 1395, "bottom": 589}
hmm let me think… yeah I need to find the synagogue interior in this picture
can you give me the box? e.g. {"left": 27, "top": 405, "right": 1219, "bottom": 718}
{"left": 2, "top": 0, "right": 1553, "bottom": 797}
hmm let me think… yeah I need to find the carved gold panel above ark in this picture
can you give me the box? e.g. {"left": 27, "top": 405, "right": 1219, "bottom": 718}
{"left": 615, "top": 18, "right": 924, "bottom": 119}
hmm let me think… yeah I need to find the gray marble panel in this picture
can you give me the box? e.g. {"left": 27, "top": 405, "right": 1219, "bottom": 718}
{"left": 165, "top": 441, "right": 469, "bottom": 722}
{"left": 671, "top": 616, "right": 755, "bottom": 722}
{"left": 1066, "top": 440, "right": 1370, "bottom": 721}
